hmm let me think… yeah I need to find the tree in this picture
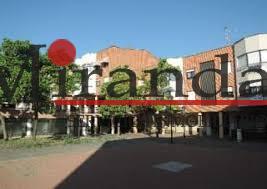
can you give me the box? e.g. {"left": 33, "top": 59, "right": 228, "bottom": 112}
{"left": 138, "top": 58, "right": 181, "bottom": 112}
{"left": 99, "top": 66, "right": 133, "bottom": 134}
{"left": 99, "top": 59, "right": 181, "bottom": 133}
{"left": 0, "top": 38, "right": 80, "bottom": 139}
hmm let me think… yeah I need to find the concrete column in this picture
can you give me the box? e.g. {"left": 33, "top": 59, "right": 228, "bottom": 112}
{"left": 219, "top": 112, "right": 224, "bottom": 139}
{"left": 206, "top": 113, "right": 212, "bottom": 136}
{"left": 84, "top": 105, "right": 89, "bottom": 113}
{"left": 132, "top": 116, "right": 138, "bottom": 134}
{"left": 66, "top": 118, "right": 72, "bottom": 136}
{"left": 94, "top": 96, "right": 98, "bottom": 113}
{"left": 82, "top": 127, "right": 87, "bottom": 136}
{"left": 237, "top": 128, "right": 242, "bottom": 142}
{"left": 94, "top": 116, "right": 98, "bottom": 134}
{"left": 198, "top": 112, "right": 203, "bottom": 136}
{"left": 185, "top": 126, "right": 190, "bottom": 136}
{"left": 26, "top": 119, "right": 32, "bottom": 137}
{"left": 161, "top": 116, "right": 165, "bottom": 135}
{"left": 82, "top": 116, "right": 88, "bottom": 136}
{"left": 111, "top": 117, "right": 115, "bottom": 134}
{"left": 88, "top": 116, "right": 92, "bottom": 134}
{"left": 94, "top": 96, "right": 98, "bottom": 135}
{"left": 151, "top": 114, "right": 157, "bottom": 133}
{"left": 117, "top": 121, "right": 121, "bottom": 135}
{"left": 229, "top": 114, "right": 235, "bottom": 137}
{"left": 67, "top": 105, "right": 71, "bottom": 113}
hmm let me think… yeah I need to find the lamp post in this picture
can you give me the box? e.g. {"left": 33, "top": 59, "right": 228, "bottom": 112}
{"left": 155, "top": 110, "right": 160, "bottom": 138}
{"left": 198, "top": 112, "right": 203, "bottom": 136}
{"left": 163, "top": 86, "right": 174, "bottom": 144}
{"left": 181, "top": 106, "right": 186, "bottom": 138}
{"left": 169, "top": 97, "right": 174, "bottom": 144}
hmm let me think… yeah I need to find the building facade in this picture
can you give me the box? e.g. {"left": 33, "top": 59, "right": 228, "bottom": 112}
{"left": 96, "top": 46, "right": 159, "bottom": 88}
{"left": 233, "top": 33, "right": 267, "bottom": 140}
{"left": 73, "top": 34, "right": 267, "bottom": 140}
{"left": 181, "top": 46, "right": 236, "bottom": 138}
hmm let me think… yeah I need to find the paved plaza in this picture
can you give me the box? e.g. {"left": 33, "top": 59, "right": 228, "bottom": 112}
{"left": 0, "top": 134, "right": 267, "bottom": 189}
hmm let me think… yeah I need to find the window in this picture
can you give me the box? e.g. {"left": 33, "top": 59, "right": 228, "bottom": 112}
{"left": 237, "top": 55, "right": 247, "bottom": 68}
{"left": 261, "top": 50, "right": 267, "bottom": 62}
{"left": 227, "top": 62, "right": 232, "bottom": 73}
{"left": 261, "top": 62, "right": 267, "bottom": 71}
{"left": 247, "top": 51, "right": 260, "bottom": 65}
{"left": 220, "top": 62, "right": 232, "bottom": 73}
{"left": 186, "top": 69, "right": 195, "bottom": 79}
{"left": 222, "top": 87, "right": 233, "bottom": 96}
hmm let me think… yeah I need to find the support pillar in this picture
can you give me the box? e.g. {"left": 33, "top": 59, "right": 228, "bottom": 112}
{"left": 151, "top": 114, "right": 157, "bottom": 133}
{"left": 198, "top": 112, "right": 203, "bottom": 136}
{"left": 236, "top": 115, "right": 242, "bottom": 142}
{"left": 66, "top": 118, "right": 72, "bottom": 136}
{"left": 117, "top": 121, "right": 121, "bottom": 135}
{"left": 88, "top": 116, "right": 92, "bottom": 134}
{"left": 206, "top": 113, "right": 212, "bottom": 136}
{"left": 132, "top": 116, "right": 138, "bottom": 134}
{"left": 67, "top": 105, "right": 71, "bottom": 113}
{"left": 84, "top": 105, "right": 89, "bottom": 113}
{"left": 219, "top": 112, "right": 224, "bottom": 139}
{"left": 82, "top": 116, "right": 88, "bottom": 136}
{"left": 94, "top": 116, "right": 98, "bottom": 134}
{"left": 237, "top": 128, "right": 242, "bottom": 142}
{"left": 111, "top": 116, "right": 115, "bottom": 134}
{"left": 229, "top": 113, "right": 235, "bottom": 137}
{"left": 161, "top": 116, "right": 165, "bottom": 135}
{"left": 26, "top": 119, "right": 32, "bottom": 137}
{"left": 94, "top": 96, "right": 98, "bottom": 134}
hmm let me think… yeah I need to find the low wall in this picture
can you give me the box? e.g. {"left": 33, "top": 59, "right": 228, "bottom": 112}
{"left": 0, "top": 118, "right": 67, "bottom": 138}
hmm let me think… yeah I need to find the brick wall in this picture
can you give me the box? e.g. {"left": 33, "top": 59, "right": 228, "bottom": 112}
{"left": 183, "top": 46, "right": 236, "bottom": 112}
{"left": 97, "top": 46, "right": 158, "bottom": 78}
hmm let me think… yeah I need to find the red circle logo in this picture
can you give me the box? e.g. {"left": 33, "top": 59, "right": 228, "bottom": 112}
{"left": 48, "top": 39, "right": 76, "bottom": 66}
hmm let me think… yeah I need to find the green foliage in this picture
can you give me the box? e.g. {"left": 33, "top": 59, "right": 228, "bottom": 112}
{"left": 99, "top": 59, "right": 181, "bottom": 117}
{"left": 0, "top": 38, "right": 31, "bottom": 103}
{"left": 99, "top": 66, "right": 133, "bottom": 118}
{"left": 138, "top": 58, "right": 180, "bottom": 112}
{"left": 0, "top": 38, "right": 80, "bottom": 112}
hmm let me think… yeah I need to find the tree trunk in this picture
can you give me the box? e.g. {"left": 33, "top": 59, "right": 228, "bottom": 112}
{"left": 0, "top": 115, "right": 8, "bottom": 140}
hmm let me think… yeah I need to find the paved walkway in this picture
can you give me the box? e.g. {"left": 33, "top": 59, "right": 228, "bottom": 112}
{"left": 0, "top": 134, "right": 267, "bottom": 189}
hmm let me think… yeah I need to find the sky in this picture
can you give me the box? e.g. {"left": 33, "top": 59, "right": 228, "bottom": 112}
{"left": 0, "top": 0, "right": 266, "bottom": 58}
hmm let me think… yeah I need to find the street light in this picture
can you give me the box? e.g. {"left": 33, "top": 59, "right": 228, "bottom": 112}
{"left": 169, "top": 96, "right": 174, "bottom": 144}
{"left": 181, "top": 106, "right": 186, "bottom": 138}
{"left": 155, "top": 110, "right": 160, "bottom": 138}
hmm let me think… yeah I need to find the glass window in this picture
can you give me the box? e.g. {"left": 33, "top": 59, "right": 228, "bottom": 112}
{"left": 247, "top": 51, "right": 260, "bottom": 65}
{"left": 261, "top": 62, "right": 267, "bottom": 71}
{"left": 186, "top": 70, "right": 195, "bottom": 79}
{"left": 261, "top": 50, "right": 267, "bottom": 62}
{"left": 220, "top": 62, "right": 232, "bottom": 73}
{"left": 227, "top": 62, "right": 232, "bottom": 73}
{"left": 237, "top": 55, "right": 247, "bottom": 68}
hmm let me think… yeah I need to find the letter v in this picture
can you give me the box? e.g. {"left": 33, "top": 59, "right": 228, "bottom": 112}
{"left": 0, "top": 66, "right": 25, "bottom": 102}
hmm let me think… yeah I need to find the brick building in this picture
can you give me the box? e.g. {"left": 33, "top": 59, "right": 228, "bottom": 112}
{"left": 96, "top": 46, "right": 159, "bottom": 89}
{"left": 181, "top": 46, "right": 236, "bottom": 138}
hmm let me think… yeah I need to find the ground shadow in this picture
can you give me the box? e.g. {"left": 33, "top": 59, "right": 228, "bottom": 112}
{"left": 55, "top": 135, "right": 267, "bottom": 189}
